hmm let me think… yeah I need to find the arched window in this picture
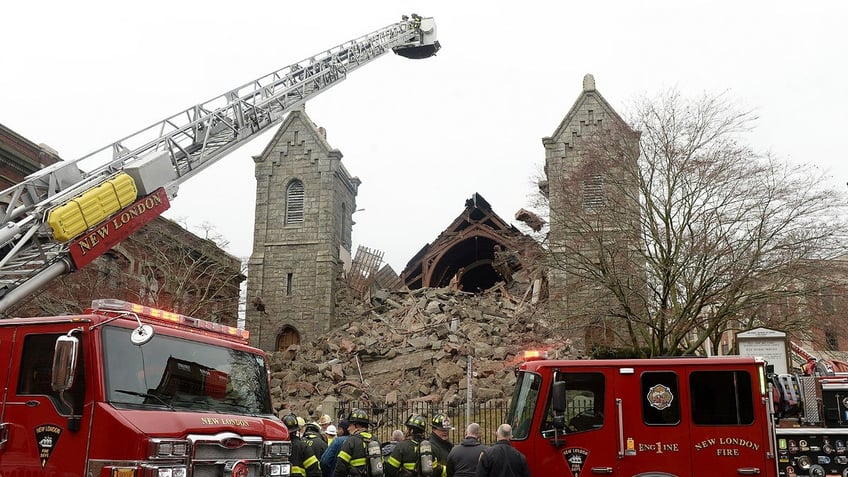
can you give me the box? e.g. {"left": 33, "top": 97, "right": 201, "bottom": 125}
{"left": 285, "top": 180, "right": 304, "bottom": 224}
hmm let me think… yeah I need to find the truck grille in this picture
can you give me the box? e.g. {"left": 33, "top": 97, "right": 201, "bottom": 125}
{"left": 189, "top": 433, "right": 264, "bottom": 477}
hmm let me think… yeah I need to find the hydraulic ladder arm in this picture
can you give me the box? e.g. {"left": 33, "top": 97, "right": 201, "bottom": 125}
{"left": 0, "top": 15, "right": 440, "bottom": 315}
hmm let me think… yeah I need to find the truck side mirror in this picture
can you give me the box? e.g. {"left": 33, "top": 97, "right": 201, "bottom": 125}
{"left": 552, "top": 381, "right": 567, "bottom": 413}
{"left": 52, "top": 332, "right": 80, "bottom": 392}
{"left": 552, "top": 415, "right": 566, "bottom": 430}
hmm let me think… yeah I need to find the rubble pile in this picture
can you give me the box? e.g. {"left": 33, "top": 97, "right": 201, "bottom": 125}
{"left": 268, "top": 279, "right": 573, "bottom": 418}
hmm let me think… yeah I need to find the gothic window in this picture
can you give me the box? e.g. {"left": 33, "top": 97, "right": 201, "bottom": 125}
{"left": 285, "top": 180, "right": 304, "bottom": 225}
{"left": 582, "top": 175, "right": 605, "bottom": 210}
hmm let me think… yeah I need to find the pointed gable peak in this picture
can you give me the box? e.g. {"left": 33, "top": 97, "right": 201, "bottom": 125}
{"left": 255, "top": 108, "right": 336, "bottom": 161}
{"left": 548, "top": 74, "right": 631, "bottom": 143}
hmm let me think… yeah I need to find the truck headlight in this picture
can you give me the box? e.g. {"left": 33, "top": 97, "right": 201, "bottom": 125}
{"left": 265, "top": 462, "right": 291, "bottom": 476}
{"left": 263, "top": 441, "right": 291, "bottom": 458}
{"left": 100, "top": 465, "right": 188, "bottom": 477}
{"left": 149, "top": 439, "right": 190, "bottom": 459}
{"left": 144, "top": 466, "right": 188, "bottom": 477}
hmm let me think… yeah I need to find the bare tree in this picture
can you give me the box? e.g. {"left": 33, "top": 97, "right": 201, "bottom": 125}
{"left": 131, "top": 220, "right": 245, "bottom": 321}
{"left": 16, "top": 218, "right": 244, "bottom": 324}
{"left": 545, "top": 89, "right": 848, "bottom": 356}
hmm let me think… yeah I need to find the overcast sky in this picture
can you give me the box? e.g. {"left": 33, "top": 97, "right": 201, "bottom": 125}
{"left": 3, "top": 1, "right": 846, "bottom": 272}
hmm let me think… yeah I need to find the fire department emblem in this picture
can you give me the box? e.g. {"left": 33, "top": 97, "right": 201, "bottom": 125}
{"left": 225, "top": 460, "right": 249, "bottom": 477}
{"left": 562, "top": 447, "right": 589, "bottom": 477}
{"left": 646, "top": 384, "right": 674, "bottom": 410}
{"left": 34, "top": 424, "right": 62, "bottom": 468}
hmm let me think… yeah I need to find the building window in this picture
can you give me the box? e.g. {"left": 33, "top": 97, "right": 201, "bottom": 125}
{"left": 286, "top": 273, "right": 293, "bottom": 296}
{"left": 582, "top": 175, "right": 605, "bottom": 210}
{"left": 285, "top": 180, "right": 304, "bottom": 225}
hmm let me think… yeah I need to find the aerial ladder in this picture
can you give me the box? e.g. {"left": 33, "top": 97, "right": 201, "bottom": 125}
{"left": 790, "top": 340, "right": 848, "bottom": 375}
{"left": 0, "top": 15, "right": 440, "bottom": 315}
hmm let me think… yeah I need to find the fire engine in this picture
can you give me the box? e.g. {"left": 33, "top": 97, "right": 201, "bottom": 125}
{"left": 1, "top": 299, "right": 292, "bottom": 476}
{"left": 0, "top": 14, "right": 440, "bottom": 476}
{"left": 0, "top": 14, "right": 440, "bottom": 315}
{"left": 506, "top": 353, "right": 848, "bottom": 477}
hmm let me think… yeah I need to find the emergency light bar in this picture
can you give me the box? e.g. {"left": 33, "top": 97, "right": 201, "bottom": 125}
{"left": 89, "top": 298, "right": 249, "bottom": 344}
{"left": 523, "top": 350, "right": 548, "bottom": 361}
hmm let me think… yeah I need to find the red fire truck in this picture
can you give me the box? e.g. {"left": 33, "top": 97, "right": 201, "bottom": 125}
{"left": 0, "top": 13, "right": 441, "bottom": 477}
{"left": 506, "top": 354, "right": 848, "bottom": 477}
{"left": 0, "top": 298, "right": 292, "bottom": 475}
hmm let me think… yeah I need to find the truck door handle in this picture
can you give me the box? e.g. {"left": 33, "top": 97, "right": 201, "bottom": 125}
{"left": 0, "top": 423, "right": 9, "bottom": 450}
{"left": 737, "top": 468, "right": 760, "bottom": 475}
{"left": 616, "top": 398, "right": 624, "bottom": 458}
{"left": 591, "top": 467, "right": 613, "bottom": 474}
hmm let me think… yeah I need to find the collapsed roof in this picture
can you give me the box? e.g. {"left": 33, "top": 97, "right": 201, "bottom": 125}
{"left": 401, "top": 193, "right": 539, "bottom": 292}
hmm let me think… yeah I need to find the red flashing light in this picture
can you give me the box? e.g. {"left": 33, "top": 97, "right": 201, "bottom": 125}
{"left": 523, "top": 350, "right": 548, "bottom": 361}
{"left": 89, "top": 298, "right": 249, "bottom": 344}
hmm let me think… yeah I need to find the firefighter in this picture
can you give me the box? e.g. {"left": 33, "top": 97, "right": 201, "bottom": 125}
{"left": 283, "top": 413, "right": 322, "bottom": 477}
{"left": 385, "top": 414, "right": 428, "bottom": 477}
{"left": 428, "top": 413, "right": 454, "bottom": 476}
{"left": 335, "top": 408, "right": 377, "bottom": 477}
{"left": 304, "top": 421, "right": 329, "bottom": 460}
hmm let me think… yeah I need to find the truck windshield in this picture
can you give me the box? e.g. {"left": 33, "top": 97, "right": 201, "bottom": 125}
{"left": 102, "top": 326, "right": 272, "bottom": 415}
{"left": 506, "top": 371, "right": 541, "bottom": 440}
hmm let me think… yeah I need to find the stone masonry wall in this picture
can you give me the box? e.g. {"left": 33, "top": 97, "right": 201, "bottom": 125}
{"left": 246, "top": 111, "right": 357, "bottom": 351}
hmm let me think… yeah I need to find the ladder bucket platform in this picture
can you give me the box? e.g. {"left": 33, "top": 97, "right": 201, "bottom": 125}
{"left": 394, "top": 41, "right": 441, "bottom": 59}
{"left": 393, "top": 16, "right": 440, "bottom": 60}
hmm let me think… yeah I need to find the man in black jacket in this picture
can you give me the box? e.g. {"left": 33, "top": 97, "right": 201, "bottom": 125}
{"left": 283, "top": 413, "right": 322, "bottom": 477}
{"left": 475, "top": 424, "right": 529, "bottom": 477}
{"left": 429, "top": 413, "right": 455, "bottom": 477}
{"left": 446, "top": 423, "right": 485, "bottom": 477}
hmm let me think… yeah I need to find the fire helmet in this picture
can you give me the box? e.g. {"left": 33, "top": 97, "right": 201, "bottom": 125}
{"left": 348, "top": 408, "right": 370, "bottom": 426}
{"left": 282, "top": 413, "right": 299, "bottom": 431}
{"left": 405, "top": 414, "right": 427, "bottom": 432}
{"left": 431, "top": 413, "right": 454, "bottom": 430}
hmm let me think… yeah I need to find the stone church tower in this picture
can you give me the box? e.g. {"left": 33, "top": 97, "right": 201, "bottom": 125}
{"left": 542, "top": 74, "right": 641, "bottom": 351}
{"left": 245, "top": 109, "right": 359, "bottom": 351}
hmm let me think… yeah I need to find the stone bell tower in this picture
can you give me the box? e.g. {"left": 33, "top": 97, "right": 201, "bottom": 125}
{"left": 245, "top": 109, "right": 359, "bottom": 351}
{"left": 541, "top": 74, "right": 641, "bottom": 350}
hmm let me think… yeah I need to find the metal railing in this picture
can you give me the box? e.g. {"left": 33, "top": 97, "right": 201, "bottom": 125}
{"left": 336, "top": 400, "right": 509, "bottom": 446}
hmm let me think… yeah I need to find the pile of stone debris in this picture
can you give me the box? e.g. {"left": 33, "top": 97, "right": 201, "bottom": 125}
{"left": 267, "top": 278, "right": 575, "bottom": 418}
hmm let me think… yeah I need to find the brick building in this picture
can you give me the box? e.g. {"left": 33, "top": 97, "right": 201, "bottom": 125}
{"left": 0, "top": 123, "right": 243, "bottom": 323}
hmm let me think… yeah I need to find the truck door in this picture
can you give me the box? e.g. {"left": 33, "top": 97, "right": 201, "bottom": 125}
{"left": 615, "top": 369, "right": 693, "bottom": 476}
{"left": 687, "top": 367, "right": 771, "bottom": 477}
{"left": 2, "top": 330, "right": 90, "bottom": 474}
{"left": 541, "top": 370, "right": 619, "bottom": 477}
{"left": 0, "top": 327, "right": 16, "bottom": 448}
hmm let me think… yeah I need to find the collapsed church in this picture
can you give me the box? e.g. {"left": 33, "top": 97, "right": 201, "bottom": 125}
{"left": 244, "top": 73, "right": 628, "bottom": 352}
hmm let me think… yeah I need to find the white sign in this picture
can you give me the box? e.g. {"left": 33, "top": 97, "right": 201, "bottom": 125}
{"left": 738, "top": 328, "right": 788, "bottom": 375}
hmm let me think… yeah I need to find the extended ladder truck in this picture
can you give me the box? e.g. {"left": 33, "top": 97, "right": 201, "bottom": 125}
{"left": 0, "top": 15, "right": 439, "bottom": 476}
{"left": 0, "top": 15, "right": 440, "bottom": 315}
